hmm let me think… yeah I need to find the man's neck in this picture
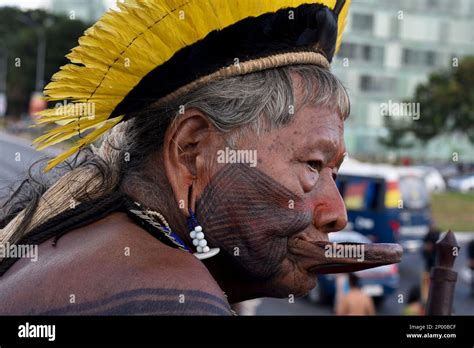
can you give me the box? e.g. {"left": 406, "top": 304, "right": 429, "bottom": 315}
{"left": 120, "top": 167, "right": 190, "bottom": 244}
{"left": 120, "top": 167, "right": 264, "bottom": 304}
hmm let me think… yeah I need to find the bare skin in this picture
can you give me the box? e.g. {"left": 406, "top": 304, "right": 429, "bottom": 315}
{"left": 0, "top": 73, "right": 349, "bottom": 314}
{"left": 0, "top": 213, "right": 231, "bottom": 315}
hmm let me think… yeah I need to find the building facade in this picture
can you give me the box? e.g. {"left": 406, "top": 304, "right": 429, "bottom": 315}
{"left": 332, "top": 0, "right": 474, "bottom": 161}
{"left": 51, "top": 0, "right": 105, "bottom": 23}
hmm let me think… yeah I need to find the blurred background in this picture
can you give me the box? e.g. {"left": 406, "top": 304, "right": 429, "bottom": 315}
{"left": 0, "top": 0, "right": 473, "bottom": 315}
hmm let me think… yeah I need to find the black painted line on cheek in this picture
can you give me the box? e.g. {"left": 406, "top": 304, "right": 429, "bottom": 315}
{"left": 195, "top": 163, "right": 312, "bottom": 279}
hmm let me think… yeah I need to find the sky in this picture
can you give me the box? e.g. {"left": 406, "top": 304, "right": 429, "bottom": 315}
{"left": 0, "top": 0, "right": 117, "bottom": 11}
{"left": 0, "top": 0, "right": 46, "bottom": 9}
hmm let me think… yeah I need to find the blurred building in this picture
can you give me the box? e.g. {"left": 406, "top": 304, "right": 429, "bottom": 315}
{"left": 50, "top": 0, "right": 106, "bottom": 23}
{"left": 0, "top": 42, "right": 6, "bottom": 116}
{"left": 333, "top": 0, "right": 474, "bottom": 161}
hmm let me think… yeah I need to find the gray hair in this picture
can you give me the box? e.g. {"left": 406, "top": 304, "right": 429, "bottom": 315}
{"left": 171, "top": 64, "right": 348, "bottom": 133}
{"left": 119, "top": 64, "right": 350, "bottom": 172}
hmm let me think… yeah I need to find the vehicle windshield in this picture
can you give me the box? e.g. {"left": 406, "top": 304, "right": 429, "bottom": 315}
{"left": 399, "top": 176, "right": 429, "bottom": 209}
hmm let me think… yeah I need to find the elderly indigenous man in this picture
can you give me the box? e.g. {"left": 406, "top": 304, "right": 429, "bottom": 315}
{"left": 0, "top": 0, "right": 401, "bottom": 315}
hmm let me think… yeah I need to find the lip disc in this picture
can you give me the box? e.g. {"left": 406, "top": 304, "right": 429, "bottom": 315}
{"left": 308, "top": 242, "right": 403, "bottom": 274}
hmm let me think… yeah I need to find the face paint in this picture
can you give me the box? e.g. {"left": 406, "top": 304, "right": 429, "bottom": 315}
{"left": 196, "top": 163, "right": 312, "bottom": 279}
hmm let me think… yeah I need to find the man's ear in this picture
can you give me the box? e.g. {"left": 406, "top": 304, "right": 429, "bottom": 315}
{"left": 162, "top": 107, "right": 218, "bottom": 215}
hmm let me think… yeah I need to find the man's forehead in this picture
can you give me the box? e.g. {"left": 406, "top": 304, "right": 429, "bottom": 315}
{"left": 292, "top": 106, "right": 344, "bottom": 143}
{"left": 286, "top": 108, "right": 346, "bottom": 165}
{"left": 294, "top": 102, "right": 345, "bottom": 126}
{"left": 290, "top": 68, "right": 350, "bottom": 123}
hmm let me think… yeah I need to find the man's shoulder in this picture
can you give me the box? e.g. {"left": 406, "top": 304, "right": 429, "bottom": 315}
{"left": 81, "top": 212, "right": 222, "bottom": 289}
{"left": 0, "top": 212, "right": 231, "bottom": 315}
{"left": 65, "top": 214, "right": 232, "bottom": 315}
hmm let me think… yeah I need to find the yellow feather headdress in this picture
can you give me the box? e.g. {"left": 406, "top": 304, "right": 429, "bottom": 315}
{"left": 34, "top": 0, "right": 351, "bottom": 171}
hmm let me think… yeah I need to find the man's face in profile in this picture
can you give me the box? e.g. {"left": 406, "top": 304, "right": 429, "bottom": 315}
{"left": 195, "top": 81, "right": 348, "bottom": 297}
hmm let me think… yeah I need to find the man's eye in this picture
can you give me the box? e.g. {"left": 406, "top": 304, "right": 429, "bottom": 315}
{"left": 307, "top": 161, "right": 322, "bottom": 172}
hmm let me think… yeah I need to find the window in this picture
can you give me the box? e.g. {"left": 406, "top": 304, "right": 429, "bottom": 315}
{"left": 361, "top": 45, "right": 384, "bottom": 63}
{"left": 340, "top": 178, "right": 381, "bottom": 211}
{"left": 338, "top": 43, "right": 357, "bottom": 59}
{"left": 352, "top": 13, "right": 374, "bottom": 33}
{"left": 399, "top": 176, "right": 429, "bottom": 210}
{"left": 337, "top": 44, "right": 384, "bottom": 64}
{"left": 360, "top": 76, "right": 371, "bottom": 91}
{"left": 362, "top": 45, "right": 371, "bottom": 61}
{"left": 359, "top": 75, "right": 396, "bottom": 93}
{"left": 402, "top": 49, "right": 437, "bottom": 67}
{"left": 426, "top": 51, "right": 436, "bottom": 66}
{"left": 426, "top": 0, "right": 441, "bottom": 10}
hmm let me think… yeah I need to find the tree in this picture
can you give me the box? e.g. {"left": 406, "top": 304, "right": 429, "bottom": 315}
{"left": 381, "top": 56, "right": 474, "bottom": 148}
{"left": 0, "top": 7, "right": 88, "bottom": 118}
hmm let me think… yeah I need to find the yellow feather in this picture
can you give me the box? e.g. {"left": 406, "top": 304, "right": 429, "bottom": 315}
{"left": 35, "top": 0, "right": 350, "bottom": 171}
{"left": 336, "top": 0, "right": 351, "bottom": 53}
{"left": 43, "top": 116, "right": 124, "bottom": 172}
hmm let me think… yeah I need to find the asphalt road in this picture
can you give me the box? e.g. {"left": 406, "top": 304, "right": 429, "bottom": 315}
{"left": 1, "top": 131, "right": 473, "bottom": 315}
{"left": 0, "top": 131, "right": 60, "bottom": 197}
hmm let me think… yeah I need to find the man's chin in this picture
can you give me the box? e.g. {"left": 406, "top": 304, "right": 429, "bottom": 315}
{"left": 264, "top": 264, "right": 318, "bottom": 298}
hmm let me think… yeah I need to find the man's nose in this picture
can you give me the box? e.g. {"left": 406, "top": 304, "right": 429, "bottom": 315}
{"left": 312, "top": 171, "right": 347, "bottom": 233}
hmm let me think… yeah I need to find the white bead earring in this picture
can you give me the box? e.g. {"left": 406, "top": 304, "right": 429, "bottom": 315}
{"left": 187, "top": 208, "right": 220, "bottom": 260}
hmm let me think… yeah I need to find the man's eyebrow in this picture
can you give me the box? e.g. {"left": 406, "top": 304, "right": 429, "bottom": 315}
{"left": 306, "top": 137, "right": 338, "bottom": 154}
{"left": 306, "top": 138, "right": 346, "bottom": 167}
